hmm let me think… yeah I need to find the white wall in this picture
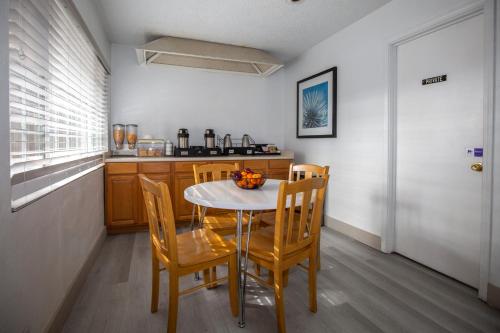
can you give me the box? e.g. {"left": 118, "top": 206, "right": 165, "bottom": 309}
{"left": 110, "top": 44, "right": 285, "bottom": 148}
{"left": 282, "top": 0, "right": 500, "bottom": 291}
{"left": 0, "top": 1, "right": 109, "bottom": 331}
{"left": 282, "top": 0, "right": 478, "bottom": 235}
{"left": 73, "top": 0, "right": 111, "bottom": 66}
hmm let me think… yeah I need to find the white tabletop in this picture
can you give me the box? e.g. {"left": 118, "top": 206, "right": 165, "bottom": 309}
{"left": 184, "top": 179, "right": 292, "bottom": 211}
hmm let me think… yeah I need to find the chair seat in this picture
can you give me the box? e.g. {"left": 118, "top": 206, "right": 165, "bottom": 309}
{"left": 260, "top": 211, "right": 276, "bottom": 226}
{"left": 203, "top": 212, "right": 255, "bottom": 234}
{"left": 239, "top": 226, "right": 307, "bottom": 263}
{"left": 260, "top": 210, "right": 302, "bottom": 226}
{"left": 176, "top": 229, "right": 236, "bottom": 267}
{"left": 241, "top": 226, "right": 276, "bottom": 261}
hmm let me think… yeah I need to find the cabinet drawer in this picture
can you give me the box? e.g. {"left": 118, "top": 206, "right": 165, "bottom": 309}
{"left": 106, "top": 163, "right": 137, "bottom": 175}
{"left": 269, "top": 159, "right": 291, "bottom": 170}
{"left": 243, "top": 159, "right": 267, "bottom": 172}
{"left": 139, "top": 162, "right": 171, "bottom": 174}
{"left": 174, "top": 161, "right": 207, "bottom": 172}
{"left": 211, "top": 160, "right": 243, "bottom": 169}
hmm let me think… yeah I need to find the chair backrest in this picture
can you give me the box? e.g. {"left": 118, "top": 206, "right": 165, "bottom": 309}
{"left": 139, "top": 174, "right": 178, "bottom": 263}
{"left": 273, "top": 176, "right": 329, "bottom": 259}
{"left": 288, "top": 163, "right": 329, "bottom": 181}
{"left": 193, "top": 163, "right": 240, "bottom": 184}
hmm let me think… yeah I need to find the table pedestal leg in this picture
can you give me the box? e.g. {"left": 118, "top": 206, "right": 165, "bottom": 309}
{"left": 237, "top": 210, "right": 253, "bottom": 328}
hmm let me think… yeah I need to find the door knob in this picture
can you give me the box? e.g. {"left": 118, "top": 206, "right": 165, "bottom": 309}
{"left": 471, "top": 162, "right": 483, "bottom": 172}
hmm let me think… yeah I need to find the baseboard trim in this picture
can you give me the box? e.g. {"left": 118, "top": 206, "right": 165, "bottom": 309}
{"left": 45, "top": 227, "right": 106, "bottom": 333}
{"left": 487, "top": 283, "right": 500, "bottom": 310}
{"left": 325, "top": 216, "right": 381, "bottom": 250}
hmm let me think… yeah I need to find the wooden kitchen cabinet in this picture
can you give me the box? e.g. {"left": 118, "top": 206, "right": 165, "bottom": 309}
{"left": 137, "top": 173, "right": 171, "bottom": 225}
{"left": 243, "top": 159, "right": 268, "bottom": 173}
{"left": 106, "top": 174, "right": 138, "bottom": 228}
{"left": 105, "top": 158, "right": 293, "bottom": 233}
{"left": 174, "top": 172, "right": 196, "bottom": 221}
{"left": 136, "top": 162, "right": 172, "bottom": 225}
{"left": 268, "top": 169, "right": 289, "bottom": 180}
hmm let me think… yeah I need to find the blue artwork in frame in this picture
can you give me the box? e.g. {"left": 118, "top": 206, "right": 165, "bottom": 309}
{"left": 297, "top": 67, "right": 337, "bottom": 138}
{"left": 302, "top": 81, "right": 329, "bottom": 128}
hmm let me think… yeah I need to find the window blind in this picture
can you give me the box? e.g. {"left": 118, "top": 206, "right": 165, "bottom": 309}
{"left": 9, "top": 0, "right": 109, "bottom": 210}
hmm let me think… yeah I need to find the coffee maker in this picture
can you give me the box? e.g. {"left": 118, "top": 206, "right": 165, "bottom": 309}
{"left": 174, "top": 128, "right": 221, "bottom": 157}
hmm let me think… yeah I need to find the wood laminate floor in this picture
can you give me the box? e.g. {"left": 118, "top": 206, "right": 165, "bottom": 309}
{"left": 62, "top": 228, "right": 500, "bottom": 332}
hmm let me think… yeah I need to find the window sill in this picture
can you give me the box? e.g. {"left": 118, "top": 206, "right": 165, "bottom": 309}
{"left": 11, "top": 164, "right": 104, "bottom": 212}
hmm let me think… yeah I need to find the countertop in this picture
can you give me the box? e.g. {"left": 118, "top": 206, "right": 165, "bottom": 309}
{"left": 104, "top": 150, "right": 294, "bottom": 163}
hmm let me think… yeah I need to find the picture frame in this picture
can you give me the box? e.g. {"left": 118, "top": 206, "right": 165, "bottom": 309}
{"left": 296, "top": 67, "right": 337, "bottom": 138}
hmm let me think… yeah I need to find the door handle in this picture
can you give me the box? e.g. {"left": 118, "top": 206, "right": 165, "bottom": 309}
{"left": 471, "top": 162, "right": 483, "bottom": 172}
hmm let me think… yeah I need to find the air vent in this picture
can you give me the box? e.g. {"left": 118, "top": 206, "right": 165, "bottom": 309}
{"left": 136, "top": 36, "right": 283, "bottom": 77}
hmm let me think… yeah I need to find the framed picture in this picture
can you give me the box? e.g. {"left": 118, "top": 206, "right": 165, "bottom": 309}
{"left": 296, "top": 67, "right": 337, "bottom": 138}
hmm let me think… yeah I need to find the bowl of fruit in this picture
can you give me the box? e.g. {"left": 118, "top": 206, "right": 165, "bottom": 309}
{"left": 231, "top": 168, "right": 266, "bottom": 190}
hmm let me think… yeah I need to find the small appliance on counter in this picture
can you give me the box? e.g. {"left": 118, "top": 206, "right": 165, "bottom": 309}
{"left": 217, "top": 134, "right": 256, "bottom": 155}
{"left": 204, "top": 129, "right": 216, "bottom": 148}
{"left": 174, "top": 146, "right": 221, "bottom": 157}
{"left": 254, "top": 144, "right": 281, "bottom": 155}
{"left": 176, "top": 128, "right": 190, "bottom": 156}
{"left": 177, "top": 128, "right": 189, "bottom": 148}
{"left": 126, "top": 124, "right": 138, "bottom": 149}
{"left": 241, "top": 134, "right": 251, "bottom": 147}
{"left": 137, "top": 139, "right": 165, "bottom": 157}
{"left": 111, "top": 123, "right": 138, "bottom": 156}
{"left": 174, "top": 128, "right": 222, "bottom": 157}
{"left": 165, "top": 140, "right": 174, "bottom": 156}
{"left": 112, "top": 124, "right": 125, "bottom": 149}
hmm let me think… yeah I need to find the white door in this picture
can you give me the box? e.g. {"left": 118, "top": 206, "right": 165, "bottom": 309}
{"left": 395, "top": 14, "right": 484, "bottom": 288}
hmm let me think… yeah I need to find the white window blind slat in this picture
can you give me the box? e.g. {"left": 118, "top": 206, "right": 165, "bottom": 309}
{"left": 9, "top": 0, "right": 109, "bottom": 210}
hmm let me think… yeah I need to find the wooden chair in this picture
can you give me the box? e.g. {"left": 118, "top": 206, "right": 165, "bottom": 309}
{"left": 261, "top": 163, "right": 330, "bottom": 225}
{"left": 193, "top": 163, "right": 261, "bottom": 285}
{"left": 193, "top": 163, "right": 259, "bottom": 236}
{"left": 139, "top": 174, "right": 238, "bottom": 333}
{"left": 242, "top": 176, "right": 329, "bottom": 333}
{"left": 259, "top": 163, "right": 329, "bottom": 271}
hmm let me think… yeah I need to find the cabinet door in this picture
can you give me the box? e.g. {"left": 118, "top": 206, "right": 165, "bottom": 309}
{"left": 137, "top": 173, "right": 171, "bottom": 225}
{"left": 268, "top": 170, "right": 290, "bottom": 180}
{"left": 243, "top": 159, "right": 268, "bottom": 174}
{"left": 106, "top": 174, "right": 138, "bottom": 226}
{"left": 174, "top": 172, "right": 196, "bottom": 221}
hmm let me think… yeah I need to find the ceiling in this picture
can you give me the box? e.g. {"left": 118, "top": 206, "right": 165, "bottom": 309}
{"left": 95, "top": 0, "right": 390, "bottom": 62}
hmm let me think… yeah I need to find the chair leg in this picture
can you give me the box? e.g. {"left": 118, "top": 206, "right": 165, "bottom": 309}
{"left": 267, "top": 270, "right": 274, "bottom": 285}
{"left": 274, "top": 269, "right": 286, "bottom": 333}
{"left": 210, "top": 266, "right": 218, "bottom": 288}
{"left": 168, "top": 273, "right": 179, "bottom": 333}
{"left": 151, "top": 254, "right": 160, "bottom": 313}
{"left": 283, "top": 269, "right": 289, "bottom": 288}
{"left": 255, "top": 263, "right": 261, "bottom": 277}
{"left": 228, "top": 254, "right": 239, "bottom": 317}
{"left": 317, "top": 237, "right": 321, "bottom": 271}
{"left": 203, "top": 269, "right": 211, "bottom": 289}
{"left": 309, "top": 252, "right": 318, "bottom": 313}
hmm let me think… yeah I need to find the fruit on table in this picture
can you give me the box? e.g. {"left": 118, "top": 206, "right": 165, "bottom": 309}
{"left": 232, "top": 168, "right": 266, "bottom": 189}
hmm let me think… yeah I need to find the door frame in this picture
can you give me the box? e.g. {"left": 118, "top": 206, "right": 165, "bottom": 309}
{"left": 384, "top": 0, "right": 496, "bottom": 300}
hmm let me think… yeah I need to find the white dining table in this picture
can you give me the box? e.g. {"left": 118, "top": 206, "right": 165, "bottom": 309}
{"left": 184, "top": 179, "right": 300, "bottom": 328}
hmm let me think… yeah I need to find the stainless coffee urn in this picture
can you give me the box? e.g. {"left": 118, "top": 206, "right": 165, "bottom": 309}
{"left": 223, "top": 134, "right": 232, "bottom": 149}
{"left": 204, "top": 129, "right": 216, "bottom": 148}
{"left": 177, "top": 128, "right": 189, "bottom": 148}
